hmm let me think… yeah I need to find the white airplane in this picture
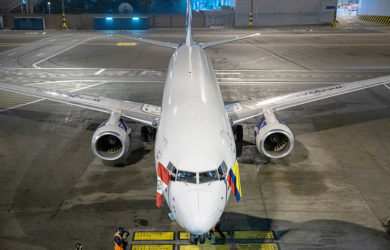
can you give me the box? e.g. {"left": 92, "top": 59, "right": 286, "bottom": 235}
{"left": 1, "top": 0, "right": 390, "bottom": 244}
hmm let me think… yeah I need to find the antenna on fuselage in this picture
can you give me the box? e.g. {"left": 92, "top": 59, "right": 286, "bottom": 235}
{"left": 185, "top": 0, "right": 193, "bottom": 46}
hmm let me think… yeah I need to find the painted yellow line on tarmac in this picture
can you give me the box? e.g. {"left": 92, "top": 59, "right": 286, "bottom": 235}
{"left": 179, "top": 245, "right": 230, "bottom": 250}
{"left": 82, "top": 42, "right": 136, "bottom": 46}
{"left": 131, "top": 245, "right": 174, "bottom": 250}
{"left": 179, "top": 232, "right": 191, "bottom": 240}
{"left": 133, "top": 232, "right": 175, "bottom": 241}
{"left": 117, "top": 42, "right": 137, "bottom": 46}
{"left": 178, "top": 232, "right": 228, "bottom": 240}
{"left": 0, "top": 43, "right": 27, "bottom": 47}
{"left": 215, "top": 232, "right": 228, "bottom": 239}
{"left": 237, "top": 243, "right": 279, "bottom": 250}
{"left": 234, "top": 231, "right": 275, "bottom": 239}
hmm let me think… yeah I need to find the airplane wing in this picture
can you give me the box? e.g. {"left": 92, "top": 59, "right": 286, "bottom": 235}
{"left": 119, "top": 33, "right": 260, "bottom": 50}
{"left": 200, "top": 33, "right": 260, "bottom": 49}
{"left": 0, "top": 82, "right": 161, "bottom": 127}
{"left": 119, "top": 35, "right": 178, "bottom": 49}
{"left": 226, "top": 75, "right": 390, "bottom": 125}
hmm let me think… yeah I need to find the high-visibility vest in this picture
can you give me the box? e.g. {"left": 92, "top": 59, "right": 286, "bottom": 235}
{"left": 114, "top": 233, "right": 124, "bottom": 250}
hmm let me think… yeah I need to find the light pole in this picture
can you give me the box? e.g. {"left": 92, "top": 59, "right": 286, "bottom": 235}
{"left": 48, "top": 2, "right": 51, "bottom": 14}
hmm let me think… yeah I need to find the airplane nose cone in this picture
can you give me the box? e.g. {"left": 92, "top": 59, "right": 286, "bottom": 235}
{"left": 175, "top": 191, "right": 222, "bottom": 234}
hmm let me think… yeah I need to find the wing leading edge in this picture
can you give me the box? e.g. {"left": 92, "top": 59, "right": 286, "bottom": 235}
{"left": 0, "top": 82, "right": 161, "bottom": 127}
{"left": 226, "top": 75, "right": 390, "bottom": 125}
{"left": 200, "top": 33, "right": 260, "bottom": 49}
{"left": 119, "top": 35, "right": 178, "bottom": 49}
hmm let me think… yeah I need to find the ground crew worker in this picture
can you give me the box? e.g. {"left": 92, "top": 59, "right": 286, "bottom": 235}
{"left": 211, "top": 221, "right": 225, "bottom": 239}
{"left": 114, "top": 227, "right": 128, "bottom": 250}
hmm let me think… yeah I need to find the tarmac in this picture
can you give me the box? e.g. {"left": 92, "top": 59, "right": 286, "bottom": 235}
{"left": 0, "top": 17, "right": 389, "bottom": 249}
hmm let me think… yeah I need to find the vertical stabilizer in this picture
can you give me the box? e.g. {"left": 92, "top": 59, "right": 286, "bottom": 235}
{"left": 186, "top": 0, "right": 193, "bottom": 46}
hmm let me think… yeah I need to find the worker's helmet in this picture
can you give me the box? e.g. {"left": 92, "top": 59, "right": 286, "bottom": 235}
{"left": 116, "top": 227, "right": 124, "bottom": 236}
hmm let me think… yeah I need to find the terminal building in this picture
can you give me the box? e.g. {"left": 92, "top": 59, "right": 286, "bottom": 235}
{"left": 0, "top": 1, "right": 389, "bottom": 30}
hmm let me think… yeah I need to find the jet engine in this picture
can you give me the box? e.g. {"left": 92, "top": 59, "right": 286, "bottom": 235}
{"left": 91, "top": 112, "right": 131, "bottom": 161}
{"left": 254, "top": 109, "right": 294, "bottom": 159}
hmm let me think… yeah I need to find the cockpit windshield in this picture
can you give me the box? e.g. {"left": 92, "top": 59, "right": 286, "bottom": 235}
{"left": 173, "top": 161, "right": 228, "bottom": 184}
{"left": 176, "top": 171, "right": 197, "bottom": 184}
{"left": 199, "top": 170, "right": 219, "bottom": 183}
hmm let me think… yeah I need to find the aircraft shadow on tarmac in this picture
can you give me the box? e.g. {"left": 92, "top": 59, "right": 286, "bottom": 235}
{"left": 219, "top": 212, "right": 390, "bottom": 248}
{"left": 3, "top": 210, "right": 390, "bottom": 249}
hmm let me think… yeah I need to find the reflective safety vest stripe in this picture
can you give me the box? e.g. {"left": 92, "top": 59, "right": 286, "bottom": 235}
{"left": 114, "top": 233, "right": 124, "bottom": 250}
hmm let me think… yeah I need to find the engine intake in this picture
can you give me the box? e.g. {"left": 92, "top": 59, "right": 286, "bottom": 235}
{"left": 92, "top": 113, "right": 131, "bottom": 161}
{"left": 255, "top": 110, "right": 294, "bottom": 159}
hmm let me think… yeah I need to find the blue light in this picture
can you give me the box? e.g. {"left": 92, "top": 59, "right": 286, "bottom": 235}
{"left": 132, "top": 17, "right": 140, "bottom": 21}
{"left": 191, "top": 0, "right": 234, "bottom": 11}
{"left": 105, "top": 17, "right": 113, "bottom": 21}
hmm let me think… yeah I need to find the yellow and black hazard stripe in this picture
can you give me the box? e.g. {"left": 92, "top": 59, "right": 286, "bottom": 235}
{"left": 248, "top": 12, "right": 254, "bottom": 29}
{"left": 331, "top": 9, "right": 337, "bottom": 28}
{"left": 358, "top": 15, "right": 390, "bottom": 25}
{"left": 62, "top": 12, "right": 68, "bottom": 30}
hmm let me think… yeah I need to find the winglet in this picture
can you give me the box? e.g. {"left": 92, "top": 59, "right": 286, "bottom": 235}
{"left": 186, "top": 0, "right": 193, "bottom": 46}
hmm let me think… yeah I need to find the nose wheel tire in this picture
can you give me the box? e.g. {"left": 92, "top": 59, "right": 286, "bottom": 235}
{"left": 190, "top": 233, "right": 198, "bottom": 245}
{"left": 199, "top": 234, "right": 206, "bottom": 244}
{"left": 189, "top": 234, "right": 206, "bottom": 244}
{"left": 141, "top": 126, "right": 149, "bottom": 142}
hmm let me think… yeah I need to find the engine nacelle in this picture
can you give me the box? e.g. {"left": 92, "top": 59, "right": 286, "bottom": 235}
{"left": 254, "top": 112, "right": 294, "bottom": 159}
{"left": 91, "top": 115, "right": 131, "bottom": 161}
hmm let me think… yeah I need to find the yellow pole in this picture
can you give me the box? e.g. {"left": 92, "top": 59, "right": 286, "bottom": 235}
{"left": 62, "top": 12, "right": 67, "bottom": 30}
{"left": 248, "top": 0, "right": 254, "bottom": 29}
{"left": 331, "top": 9, "right": 337, "bottom": 28}
{"left": 248, "top": 12, "right": 253, "bottom": 29}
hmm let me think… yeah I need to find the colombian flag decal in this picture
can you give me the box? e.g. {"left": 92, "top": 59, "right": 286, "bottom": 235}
{"left": 156, "top": 162, "right": 170, "bottom": 208}
{"left": 227, "top": 161, "right": 242, "bottom": 202}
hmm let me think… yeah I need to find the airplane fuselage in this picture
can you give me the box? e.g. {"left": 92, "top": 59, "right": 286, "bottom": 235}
{"left": 155, "top": 43, "right": 236, "bottom": 234}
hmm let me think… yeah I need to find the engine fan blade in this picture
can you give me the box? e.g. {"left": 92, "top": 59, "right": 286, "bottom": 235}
{"left": 265, "top": 133, "right": 288, "bottom": 152}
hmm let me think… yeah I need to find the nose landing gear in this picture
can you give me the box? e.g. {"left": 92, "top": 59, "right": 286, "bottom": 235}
{"left": 233, "top": 125, "right": 243, "bottom": 158}
{"left": 141, "top": 126, "right": 156, "bottom": 142}
{"left": 189, "top": 233, "right": 197, "bottom": 244}
{"left": 199, "top": 234, "right": 206, "bottom": 244}
{"left": 189, "top": 233, "right": 206, "bottom": 244}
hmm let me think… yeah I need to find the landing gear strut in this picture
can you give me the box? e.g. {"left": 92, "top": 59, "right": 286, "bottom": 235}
{"left": 189, "top": 233, "right": 197, "bottom": 244}
{"left": 141, "top": 126, "right": 156, "bottom": 142}
{"left": 199, "top": 234, "right": 205, "bottom": 244}
{"left": 189, "top": 233, "right": 206, "bottom": 244}
{"left": 233, "top": 125, "right": 243, "bottom": 158}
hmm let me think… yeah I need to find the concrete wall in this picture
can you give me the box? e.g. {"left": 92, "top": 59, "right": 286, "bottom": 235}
{"left": 235, "top": 0, "right": 337, "bottom": 27}
{"left": 150, "top": 14, "right": 205, "bottom": 27}
{"left": 359, "top": 0, "right": 390, "bottom": 16}
{"left": 1, "top": 14, "right": 96, "bottom": 30}
{"left": 203, "top": 9, "right": 234, "bottom": 27}
{"left": 1, "top": 13, "right": 206, "bottom": 29}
